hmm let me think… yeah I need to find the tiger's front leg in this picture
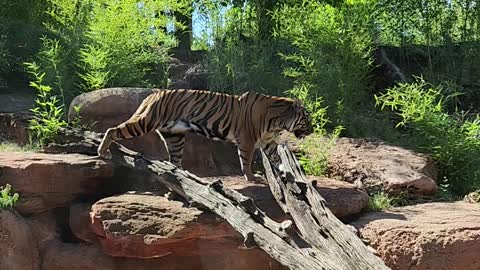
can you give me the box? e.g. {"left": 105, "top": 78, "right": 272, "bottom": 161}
{"left": 236, "top": 141, "right": 262, "bottom": 182}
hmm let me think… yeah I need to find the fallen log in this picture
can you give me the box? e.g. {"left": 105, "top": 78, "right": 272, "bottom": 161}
{"left": 262, "top": 145, "right": 389, "bottom": 269}
{"left": 50, "top": 129, "right": 390, "bottom": 270}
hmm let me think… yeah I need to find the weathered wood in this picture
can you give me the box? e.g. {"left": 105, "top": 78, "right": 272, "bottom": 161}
{"left": 52, "top": 128, "right": 389, "bottom": 270}
{"left": 262, "top": 145, "right": 390, "bottom": 269}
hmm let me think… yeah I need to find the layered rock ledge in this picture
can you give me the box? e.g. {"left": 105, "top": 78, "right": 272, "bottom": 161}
{"left": 351, "top": 202, "right": 480, "bottom": 270}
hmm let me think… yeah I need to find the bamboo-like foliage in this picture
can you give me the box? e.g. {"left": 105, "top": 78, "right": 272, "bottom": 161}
{"left": 377, "top": 0, "right": 480, "bottom": 85}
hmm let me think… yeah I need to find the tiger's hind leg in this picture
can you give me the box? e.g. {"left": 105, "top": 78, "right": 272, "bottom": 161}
{"left": 97, "top": 128, "right": 116, "bottom": 159}
{"left": 161, "top": 132, "right": 185, "bottom": 167}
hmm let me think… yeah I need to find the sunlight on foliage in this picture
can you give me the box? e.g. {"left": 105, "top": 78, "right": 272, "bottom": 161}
{"left": 0, "top": 184, "right": 19, "bottom": 209}
{"left": 367, "top": 192, "right": 393, "bottom": 211}
{"left": 0, "top": 142, "right": 38, "bottom": 152}
{"left": 376, "top": 78, "right": 480, "bottom": 195}
{"left": 25, "top": 61, "right": 67, "bottom": 146}
{"left": 273, "top": 0, "right": 375, "bottom": 127}
{"left": 298, "top": 128, "right": 343, "bottom": 177}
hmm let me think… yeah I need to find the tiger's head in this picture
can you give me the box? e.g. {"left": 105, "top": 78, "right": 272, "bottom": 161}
{"left": 289, "top": 100, "right": 313, "bottom": 139}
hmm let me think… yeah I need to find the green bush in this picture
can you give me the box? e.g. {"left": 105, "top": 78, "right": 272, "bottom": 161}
{"left": 22, "top": 0, "right": 189, "bottom": 146}
{"left": 273, "top": 0, "right": 375, "bottom": 128}
{"left": 0, "top": 184, "right": 19, "bottom": 209}
{"left": 367, "top": 191, "right": 410, "bottom": 211}
{"left": 298, "top": 129, "right": 342, "bottom": 177}
{"left": 27, "top": 0, "right": 189, "bottom": 102}
{"left": 80, "top": 0, "right": 189, "bottom": 90}
{"left": 0, "top": 0, "right": 48, "bottom": 74}
{"left": 367, "top": 192, "right": 393, "bottom": 211}
{"left": 376, "top": 78, "right": 480, "bottom": 195}
{"left": 205, "top": 39, "right": 288, "bottom": 95}
{"left": 195, "top": 0, "right": 289, "bottom": 95}
{"left": 25, "top": 61, "right": 67, "bottom": 145}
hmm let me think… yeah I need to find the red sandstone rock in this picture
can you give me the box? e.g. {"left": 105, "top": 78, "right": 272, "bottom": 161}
{"left": 328, "top": 137, "right": 438, "bottom": 195}
{"left": 0, "top": 152, "right": 114, "bottom": 214}
{"left": 41, "top": 239, "right": 284, "bottom": 270}
{"left": 70, "top": 175, "right": 368, "bottom": 259}
{"left": 218, "top": 175, "right": 368, "bottom": 220}
{"left": 84, "top": 193, "right": 241, "bottom": 258}
{"left": 0, "top": 209, "right": 40, "bottom": 270}
{"left": 25, "top": 212, "right": 59, "bottom": 248}
{"left": 312, "top": 176, "right": 369, "bottom": 218}
{"left": 0, "top": 112, "right": 30, "bottom": 144}
{"left": 351, "top": 202, "right": 480, "bottom": 270}
{"left": 70, "top": 203, "right": 98, "bottom": 243}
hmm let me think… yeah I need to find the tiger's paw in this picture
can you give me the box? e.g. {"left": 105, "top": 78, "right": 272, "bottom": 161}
{"left": 98, "top": 149, "right": 112, "bottom": 160}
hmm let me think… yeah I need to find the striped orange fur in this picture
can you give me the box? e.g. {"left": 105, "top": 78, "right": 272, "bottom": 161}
{"left": 97, "top": 89, "right": 313, "bottom": 181}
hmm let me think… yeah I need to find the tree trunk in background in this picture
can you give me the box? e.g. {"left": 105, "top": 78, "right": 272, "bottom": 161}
{"left": 175, "top": 11, "right": 192, "bottom": 53}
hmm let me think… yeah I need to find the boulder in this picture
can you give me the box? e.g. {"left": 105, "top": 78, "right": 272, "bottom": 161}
{"left": 216, "top": 175, "right": 369, "bottom": 220}
{"left": 70, "top": 176, "right": 368, "bottom": 259}
{"left": 351, "top": 202, "right": 480, "bottom": 270}
{"left": 68, "top": 88, "right": 241, "bottom": 176}
{"left": 0, "top": 152, "right": 114, "bottom": 214}
{"left": 0, "top": 91, "right": 35, "bottom": 114}
{"left": 0, "top": 112, "right": 31, "bottom": 144}
{"left": 25, "top": 212, "right": 59, "bottom": 248}
{"left": 74, "top": 193, "right": 243, "bottom": 258}
{"left": 328, "top": 138, "right": 438, "bottom": 195}
{"left": 41, "top": 240, "right": 115, "bottom": 270}
{"left": 312, "top": 176, "right": 369, "bottom": 219}
{"left": 0, "top": 209, "right": 40, "bottom": 270}
{"left": 41, "top": 240, "right": 284, "bottom": 270}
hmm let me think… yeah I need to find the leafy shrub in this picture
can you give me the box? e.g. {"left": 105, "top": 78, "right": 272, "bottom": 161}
{"left": 273, "top": 0, "right": 375, "bottom": 127}
{"left": 367, "top": 191, "right": 411, "bottom": 211}
{"left": 28, "top": 0, "right": 189, "bottom": 103}
{"left": 287, "top": 88, "right": 343, "bottom": 176}
{"left": 0, "top": 184, "right": 19, "bottom": 209}
{"left": 298, "top": 128, "right": 342, "bottom": 177}
{"left": 80, "top": 0, "right": 188, "bottom": 90}
{"left": 23, "top": 0, "right": 189, "bottom": 146}
{"left": 376, "top": 78, "right": 480, "bottom": 195}
{"left": 0, "top": 0, "right": 48, "bottom": 74}
{"left": 206, "top": 39, "right": 288, "bottom": 95}
{"left": 196, "top": 1, "right": 289, "bottom": 95}
{"left": 25, "top": 61, "right": 67, "bottom": 145}
{"left": 367, "top": 192, "right": 393, "bottom": 211}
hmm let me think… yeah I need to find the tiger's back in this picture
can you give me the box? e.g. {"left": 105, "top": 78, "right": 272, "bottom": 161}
{"left": 129, "top": 89, "right": 241, "bottom": 142}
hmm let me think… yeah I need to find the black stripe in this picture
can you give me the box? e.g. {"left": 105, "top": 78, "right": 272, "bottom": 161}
{"left": 146, "top": 99, "right": 161, "bottom": 132}
{"left": 125, "top": 124, "right": 137, "bottom": 137}
{"left": 163, "top": 92, "right": 182, "bottom": 121}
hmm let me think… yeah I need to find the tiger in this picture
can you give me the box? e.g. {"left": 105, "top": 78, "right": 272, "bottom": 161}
{"left": 97, "top": 89, "right": 313, "bottom": 182}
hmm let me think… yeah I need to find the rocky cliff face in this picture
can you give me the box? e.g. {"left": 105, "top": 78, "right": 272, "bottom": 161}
{"left": 3, "top": 88, "right": 478, "bottom": 270}
{"left": 0, "top": 148, "right": 368, "bottom": 270}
